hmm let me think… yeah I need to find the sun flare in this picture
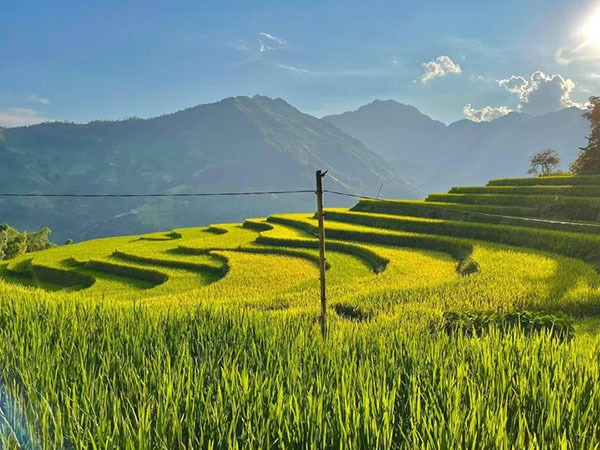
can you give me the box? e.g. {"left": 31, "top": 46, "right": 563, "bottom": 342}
{"left": 583, "top": 7, "right": 600, "bottom": 47}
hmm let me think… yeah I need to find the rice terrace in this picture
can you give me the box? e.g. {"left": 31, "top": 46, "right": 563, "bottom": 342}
{"left": 2, "top": 171, "right": 600, "bottom": 447}
{"left": 4, "top": 1, "right": 600, "bottom": 448}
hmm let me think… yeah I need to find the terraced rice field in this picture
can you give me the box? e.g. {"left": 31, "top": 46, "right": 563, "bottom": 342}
{"left": 3, "top": 174, "right": 600, "bottom": 448}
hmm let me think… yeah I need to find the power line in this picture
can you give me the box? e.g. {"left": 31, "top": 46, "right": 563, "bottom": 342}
{"left": 323, "top": 189, "right": 600, "bottom": 229}
{"left": 0, "top": 189, "right": 316, "bottom": 198}
{"left": 2, "top": 186, "right": 598, "bottom": 228}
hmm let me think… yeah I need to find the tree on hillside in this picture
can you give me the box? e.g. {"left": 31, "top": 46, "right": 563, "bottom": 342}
{"left": 570, "top": 96, "right": 600, "bottom": 174}
{"left": 528, "top": 149, "right": 560, "bottom": 177}
{"left": 0, "top": 224, "right": 55, "bottom": 261}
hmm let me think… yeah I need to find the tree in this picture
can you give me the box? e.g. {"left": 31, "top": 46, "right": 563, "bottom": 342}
{"left": 570, "top": 96, "right": 600, "bottom": 175}
{"left": 4, "top": 232, "right": 28, "bottom": 260}
{"left": 0, "top": 232, "right": 6, "bottom": 261}
{"left": 528, "top": 149, "right": 560, "bottom": 177}
{"left": 26, "top": 227, "right": 53, "bottom": 252}
{"left": 0, "top": 224, "right": 55, "bottom": 261}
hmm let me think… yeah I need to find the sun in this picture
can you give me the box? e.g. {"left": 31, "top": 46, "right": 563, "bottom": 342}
{"left": 583, "top": 7, "right": 600, "bottom": 47}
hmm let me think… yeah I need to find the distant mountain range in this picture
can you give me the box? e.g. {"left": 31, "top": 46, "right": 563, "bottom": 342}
{"left": 1, "top": 95, "right": 591, "bottom": 242}
{"left": 324, "top": 100, "right": 589, "bottom": 193}
{"left": 0, "top": 96, "right": 415, "bottom": 242}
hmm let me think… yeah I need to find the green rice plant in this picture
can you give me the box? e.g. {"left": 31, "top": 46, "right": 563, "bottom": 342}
{"left": 83, "top": 259, "right": 169, "bottom": 285}
{"left": 353, "top": 198, "right": 600, "bottom": 234}
{"left": 265, "top": 213, "right": 600, "bottom": 316}
{"left": 111, "top": 250, "right": 226, "bottom": 278}
{"left": 427, "top": 192, "right": 600, "bottom": 209}
{"left": 268, "top": 214, "right": 475, "bottom": 269}
{"left": 450, "top": 185, "right": 600, "bottom": 197}
{"left": 440, "top": 310, "right": 574, "bottom": 341}
{"left": 427, "top": 193, "right": 600, "bottom": 221}
{"left": 488, "top": 174, "right": 600, "bottom": 186}
{"left": 323, "top": 209, "right": 600, "bottom": 269}
{"left": 0, "top": 296, "right": 598, "bottom": 448}
{"left": 353, "top": 198, "right": 536, "bottom": 219}
{"left": 1, "top": 173, "right": 600, "bottom": 447}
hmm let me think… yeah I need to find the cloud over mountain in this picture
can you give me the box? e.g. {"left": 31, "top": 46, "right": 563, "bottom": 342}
{"left": 463, "top": 103, "right": 511, "bottom": 122}
{"left": 499, "top": 71, "right": 584, "bottom": 115}
{"left": 420, "top": 56, "right": 462, "bottom": 84}
{"left": 0, "top": 107, "right": 50, "bottom": 127}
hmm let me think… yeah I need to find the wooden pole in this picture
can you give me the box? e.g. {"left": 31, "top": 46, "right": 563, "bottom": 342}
{"left": 316, "top": 169, "right": 327, "bottom": 338}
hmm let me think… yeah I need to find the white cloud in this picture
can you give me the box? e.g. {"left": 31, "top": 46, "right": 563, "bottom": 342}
{"left": 463, "top": 103, "right": 511, "bottom": 122}
{"left": 28, "top": 94, "right": 50, "bottom": 105}
{"left": 259, "top": 32, "right": 286, "bottom": 45}
{"left": 278, "top": 64, "right": 308, "bottom": 74}
{"left": 498, "top": 71, "right": 585, "bottom": 115}
{"left": 277, "top": 63, "right": 386, "bottom": 78}
{"left": 236, "top": 39, "right": 249, "bottom": 51}
{"left": 258, "top": 32, "right": 286, "bottom": 52}
{"left": 420, "top": 55, "right": 462, "bottom": 84}
{"left": 0, "top": 107, "right": 50, "bottom": 127}
{"left": 498, "top": 75, "right": 528, "bottom": 94}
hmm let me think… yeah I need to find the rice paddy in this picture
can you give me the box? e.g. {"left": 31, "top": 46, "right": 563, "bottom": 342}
{"left": 2, "top": 174, "right": 600, "bottom": 448}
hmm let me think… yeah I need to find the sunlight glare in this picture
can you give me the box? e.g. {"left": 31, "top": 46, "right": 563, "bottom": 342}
{"left": 583, "top": 7, "right": 600, "bottom": 47}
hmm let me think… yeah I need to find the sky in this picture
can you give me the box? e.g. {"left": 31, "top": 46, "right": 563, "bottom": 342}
{"left": 1, "top": 0, "right": 600, "bottom": 127}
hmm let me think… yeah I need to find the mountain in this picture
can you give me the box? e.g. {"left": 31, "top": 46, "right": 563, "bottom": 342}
{"left": 0, "top": 96, "right": 416, "bottom": 242}
{"left": 324, "top": 101, "right": 589, "bottom": 192}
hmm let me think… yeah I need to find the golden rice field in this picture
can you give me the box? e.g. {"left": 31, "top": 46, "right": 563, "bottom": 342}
{"left": 2, "top": 175, "right": 600, "bottom": 448}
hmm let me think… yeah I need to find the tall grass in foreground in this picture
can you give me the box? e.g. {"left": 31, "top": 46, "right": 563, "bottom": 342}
{"left": 0, "top": 294, "right": 599, "bottom": 449}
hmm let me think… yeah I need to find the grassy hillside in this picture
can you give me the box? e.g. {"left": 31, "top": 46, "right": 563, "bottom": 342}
{"left": 2, "top": 174, "right": 600, "bottom": 447}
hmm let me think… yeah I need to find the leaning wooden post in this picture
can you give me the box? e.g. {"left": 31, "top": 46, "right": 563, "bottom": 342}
{"left": 316, "top": 169, "right": 328, "bottom": 338}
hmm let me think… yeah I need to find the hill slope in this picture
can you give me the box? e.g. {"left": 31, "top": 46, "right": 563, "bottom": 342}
{"left": 324, "top": 101, "right": 588, "bottom": 192}
{"left": 2, "top": 174, "right": 600, "bottom": 447}
{"left": 0, "top": 96, "right": 415, "bottom": 242}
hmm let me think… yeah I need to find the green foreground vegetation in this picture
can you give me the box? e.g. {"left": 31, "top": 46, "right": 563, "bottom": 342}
{"left": 3, "top": 175, "right": 600, "bottom": 448}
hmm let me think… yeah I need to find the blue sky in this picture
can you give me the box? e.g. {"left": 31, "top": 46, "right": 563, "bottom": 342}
{"left": 1, "top": 0, "right": 599, "bottom": 126}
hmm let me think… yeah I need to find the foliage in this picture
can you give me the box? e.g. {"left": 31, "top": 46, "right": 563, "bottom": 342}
{"left": 571, "top": 96, "right": 600, "bottom": 175}
{"left": 0, "top": 224, "right": 54, "bottom": 261}
{"left": 527, "top": 149, "right": 560, "bottom": 177}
